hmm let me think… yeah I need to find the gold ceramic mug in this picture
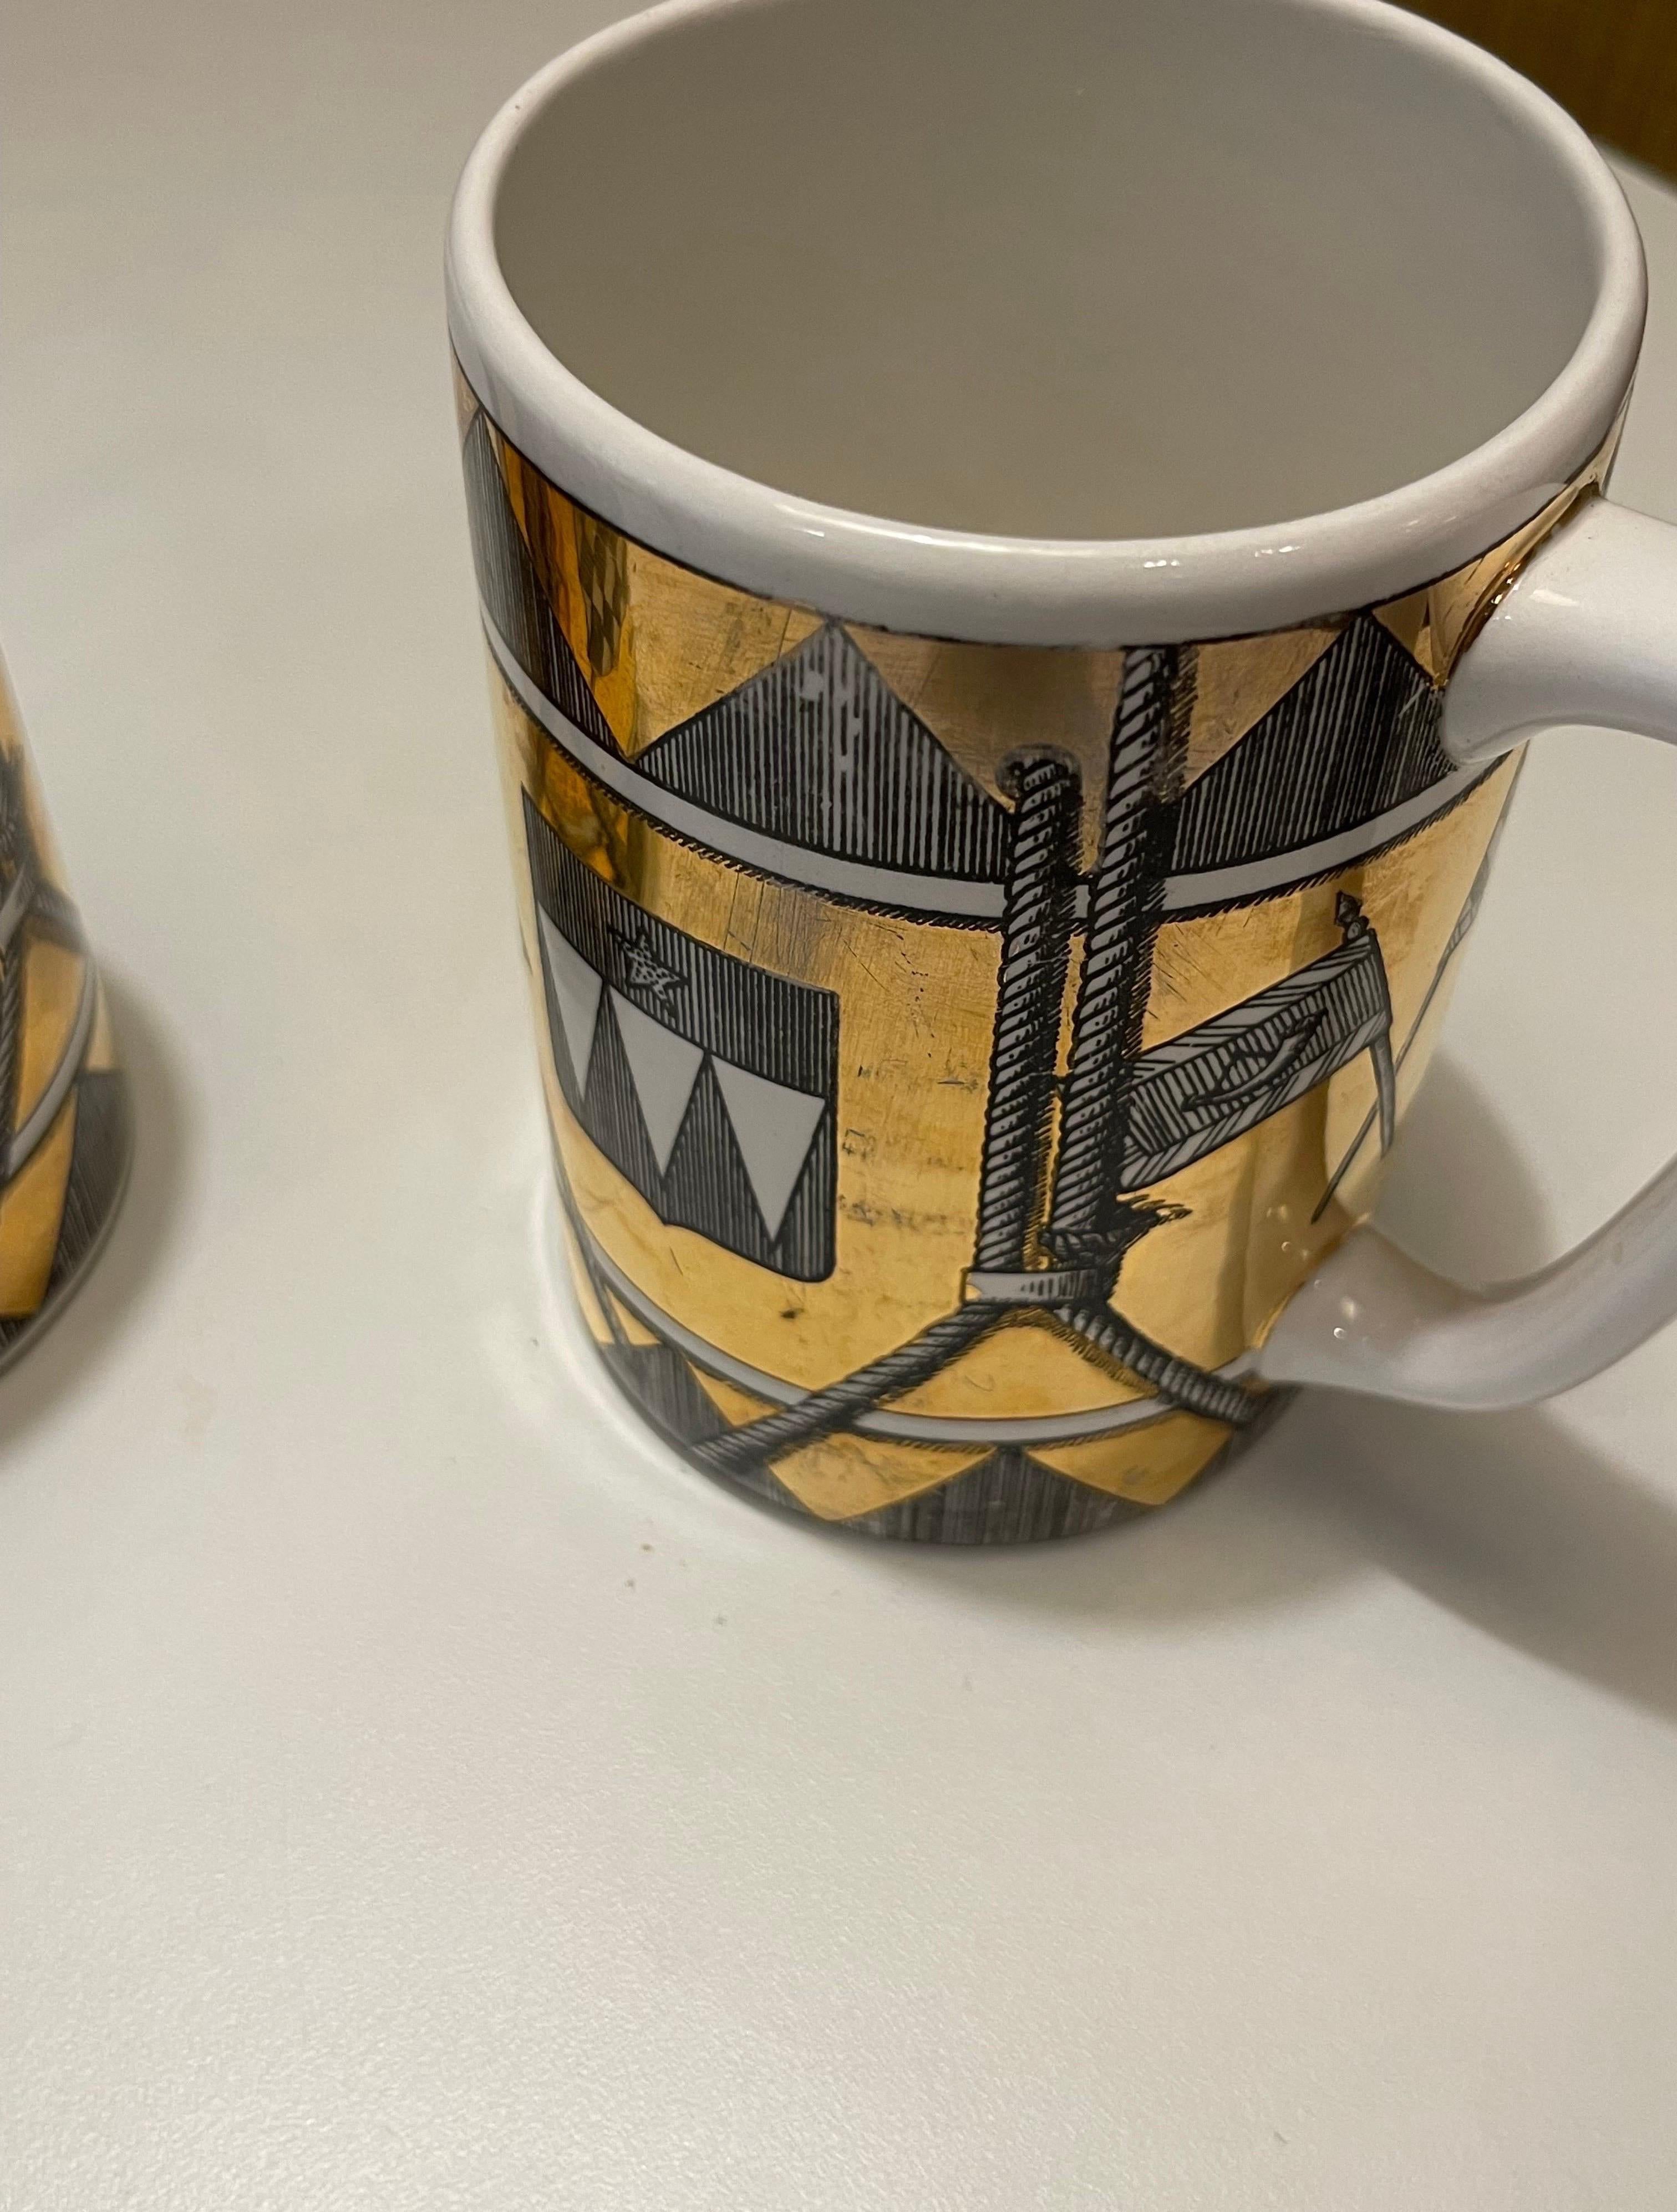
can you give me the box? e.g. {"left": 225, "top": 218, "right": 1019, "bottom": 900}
{"left": 0, "top": 660, "right": 129, "bottom": 1365}
{"left": 448, "top": 0, "right": 1677, "bottom": 1541}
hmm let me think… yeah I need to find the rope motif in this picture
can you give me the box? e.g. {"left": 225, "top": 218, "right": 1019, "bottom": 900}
{"left": 694, "top": 1304, "right": 1009, "bottom": 1480}
{"left": 1048, "top": 645, "right": 1181, "bottom": 1263}
{"left": 973, "top": 755, "right": 1080, "bottom": 1272}
{"left": 1056, "top": 1301, "right": 1264, "bottom": 1432}
{"left": 678, "top": 672, "right": 1270, "bottom": 1486}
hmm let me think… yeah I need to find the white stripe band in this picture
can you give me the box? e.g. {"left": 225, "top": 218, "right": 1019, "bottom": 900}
{"left": 1163, "top": 761, "right": 1490, "bottom": 911}
{"left": 487, "top": 617, "right": 1003, "bottom": 920}
{"left": 489, "top": 612, "right": 1489, "bottom": 922}
{"left": 570, "top": 1213, "right": 1258, "bottom": 1446}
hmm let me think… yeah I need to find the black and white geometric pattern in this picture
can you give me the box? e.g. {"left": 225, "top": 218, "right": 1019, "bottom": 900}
{"left": 525, "top": 796, "right": 839, "bottom": 1280}
{"left": 466, "top": 395, "right": 1481, "bottom": 926}
{"left": 1117, "top": 922, "right": 1393, "bottom": 1189}
{"left": 460, "top": 394, "right": 1517, "bottom": 1539}
{"left": 463, "top": 410, "right": 622, "bottom": 754}
{"left": 0, "top": 1068, "right": 130, "bottom": 1370}
{"left": 637, "top": 621, "right": 1012, "bottom": 881}
{"left": 1171, "top": 613, "right": 1452, "bottom": 876}
{"left": 582, "top": 1323, "right": 1161, "bottom": 1543}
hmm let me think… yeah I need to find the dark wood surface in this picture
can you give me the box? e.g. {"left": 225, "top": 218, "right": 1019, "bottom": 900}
{"left": 1414, "top": 0, "right": 1677, "bottom": 175}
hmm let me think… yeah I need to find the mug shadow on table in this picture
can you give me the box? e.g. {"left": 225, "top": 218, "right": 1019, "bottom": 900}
{"left": 888, "top": 1055, "right": 1677, "bottom": 1727}
{"left": 0, "top": 969, "right": 191, "bottom": 1456}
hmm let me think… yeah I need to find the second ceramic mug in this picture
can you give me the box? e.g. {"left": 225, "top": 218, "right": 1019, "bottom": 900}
{"left": 448, "top": 0, "right": 1677, "bottom": 1542}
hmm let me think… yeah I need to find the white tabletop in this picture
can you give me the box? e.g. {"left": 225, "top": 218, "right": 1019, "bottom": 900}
{"left": 5, "top": 7, "right": 1677, "bottom": 2205}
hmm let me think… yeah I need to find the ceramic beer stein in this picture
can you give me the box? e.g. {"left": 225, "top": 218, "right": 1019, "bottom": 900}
{"left": 447, "top": 0, "right": 1677, "bottom": 1540}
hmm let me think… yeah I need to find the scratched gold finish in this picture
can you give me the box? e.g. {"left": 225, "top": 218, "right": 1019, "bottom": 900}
{"left": 466, "top": 372, "right": 1614, "bottom": 1534}
{"left": 500, "top": 667, "right": 1518, "bottom": 1453}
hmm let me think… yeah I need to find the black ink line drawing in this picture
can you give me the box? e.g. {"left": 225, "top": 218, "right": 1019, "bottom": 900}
{"left": 636, "top": 621, "right": 1012, "bottom": 882}
{"left": 525, "top": 794, "right": 839, "bottom": 1280}
{"left": 1171, "top": 612, "right": 1450, "bottom": 874}
{"left": 566, "top": 1161, "right": 1155, "bottom": 1536}
{"left": 1310, "top": 829, "right": 1501, "bottom": 1222}
{"left": 573, "top": 1208, "right": 1258, "bottom": 1442}
{"left": 466, "top": 401, "right": 1509, "bottom": 1528}
{"left": 562, "top": 1178, "right": 1150, "bottom": 1540}
{"left": 487, "top": 582, "right": 1490, "bottom": 928}
{"left": 0, "top": 744, "right": 95, "bottom": 1186}
{"left": 840, "top": 1448, "right": 1152, "bottom": 1542}
{"left": 467, "top": 401, "right": 1482, "bottom": 926}
{"left": 1116, "top": 891, "right": 1395, "bottom": 1191}
{"left": 0, "top": 1064, "right": 129, "bottom": 1370}
{"left": 571, "top": 648, "right": 1409, "bottom": 1492}
{"left": 682, "top": 650, "right": 1304, "bottom": 1488}
{"left": 462, "top": 409, "right": 622, "bottom": 756}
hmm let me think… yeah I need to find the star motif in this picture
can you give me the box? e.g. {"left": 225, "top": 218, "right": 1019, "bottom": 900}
{"left": 612, "top": 928, "right": 687, "bottom": 1008}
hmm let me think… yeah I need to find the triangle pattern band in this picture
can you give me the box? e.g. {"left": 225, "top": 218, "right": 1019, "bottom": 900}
{"left": 461, "top": 410, "right": 621, "bottom": 756}
{"left": 538, "top": 910, "right": 603, "bottom": 1087}
{"left": 709, "top": 1056, "right": 830, "bottom": 1240}
{"left": 532, "top": 862, "right": 837, "bottom": 1279}
{"left": 609, "top": 988, "right": 705, "bottom": 1172}
{"left": 593, "top": 1338, "right": 1158, "bottom": 1544}
{"left": 477, "top": 400, "right": 1476, "bottom": 921}
{"left": 1172, "top": 612, "right": 1449, "bottom": 874}
{"left": 636, "top": 622, "right": 1012, "bottom": 879}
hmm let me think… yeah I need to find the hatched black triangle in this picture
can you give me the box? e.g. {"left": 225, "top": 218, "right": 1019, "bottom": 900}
{"left": 601, "top": 1342, "right": 730, "bottom": 1449}
{"left": 578, "top": 994, "right": 664, "bottom": 1201}
{"left": 1172, "top": 613, "right": 1452, "bottom": 875}
{"left": 845, "top": 1449, "right": 1150, "bottom": 1544}
{"left": 461, "top": 410, "right": 620, "bottom": 756}
{"left": 637, "top": 623, "right": 1012, "bottom": 879}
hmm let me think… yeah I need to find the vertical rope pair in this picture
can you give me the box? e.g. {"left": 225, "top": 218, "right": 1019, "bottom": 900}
{"left": 694, "top": 752, "right": 1084, "bottom": 1482}
{"left": 1046, "top": 645, "right": 1185, "bottom": 1265}
{"left": 686, "top": 662, "right": 1266, "bottom": 1486}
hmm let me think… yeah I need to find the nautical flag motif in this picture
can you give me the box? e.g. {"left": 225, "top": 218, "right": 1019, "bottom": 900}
{"left": 524, "top": 796, "right": 839, "bottom": 1280}
{"left": 1115, "top": 922, "right": 1394, "bottom": 1192}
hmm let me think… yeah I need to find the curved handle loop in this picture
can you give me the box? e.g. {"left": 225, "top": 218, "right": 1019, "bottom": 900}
{"left": 1260, "top": 497, "right": 1677, "bottom": 1409}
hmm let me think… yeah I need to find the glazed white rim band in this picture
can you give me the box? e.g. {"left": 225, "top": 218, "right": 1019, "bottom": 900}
{"left": 487, "top": 613, "right": 1495, "bottom": 921}
{"left": 568, "top": 1205, "right": 1258, "bottom": 1446}
{"left": 446, "top": 0, "right": 1645, "bottom": 648}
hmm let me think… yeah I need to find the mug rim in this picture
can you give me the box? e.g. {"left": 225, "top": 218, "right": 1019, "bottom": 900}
{"left": 446, "top": 0, "right": 1646, "bottom": 648}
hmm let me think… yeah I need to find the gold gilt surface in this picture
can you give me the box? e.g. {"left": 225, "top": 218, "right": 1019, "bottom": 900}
{"left": 0, "top": 666, "right": 106, "bottom": 1320}
{"left": 471, "top": 379, "right": 1609, "bottom": 1520}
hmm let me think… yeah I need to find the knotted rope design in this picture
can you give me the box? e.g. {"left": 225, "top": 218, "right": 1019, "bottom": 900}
{"left": 685, "top": 653, "right": 1269, "bottom": 1485}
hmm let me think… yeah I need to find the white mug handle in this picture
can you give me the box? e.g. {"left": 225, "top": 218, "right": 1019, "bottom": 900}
{"left": 1259, "top": 496, "right": 1677, "bottom": 1409}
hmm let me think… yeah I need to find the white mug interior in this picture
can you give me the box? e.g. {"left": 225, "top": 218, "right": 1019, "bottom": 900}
{"left": 450, "top": 0, "right": 1644, "bottom": 642}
